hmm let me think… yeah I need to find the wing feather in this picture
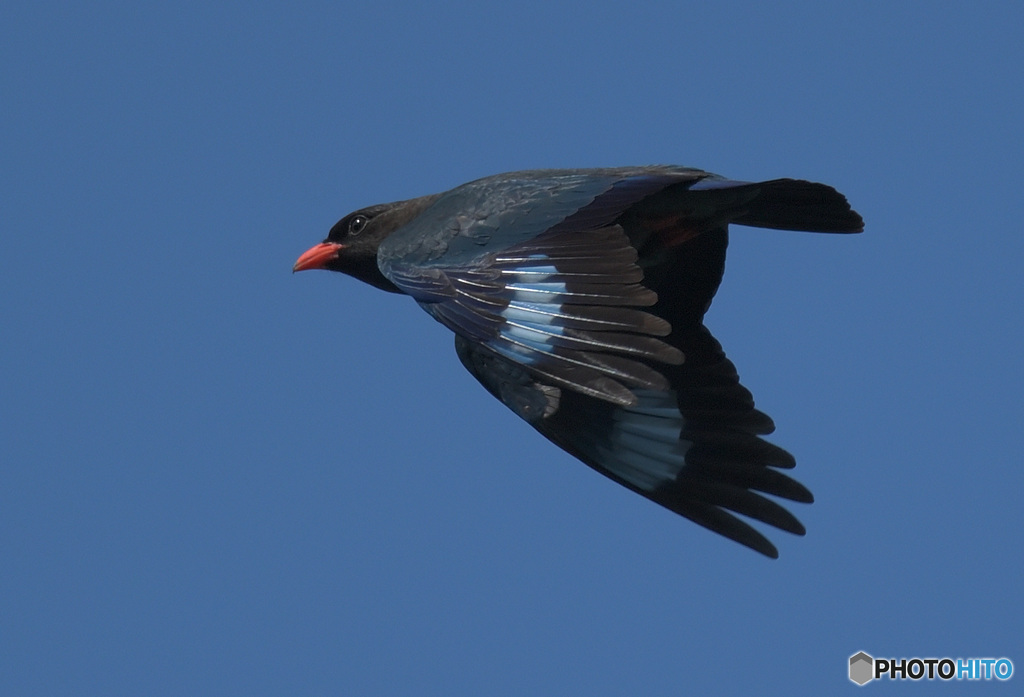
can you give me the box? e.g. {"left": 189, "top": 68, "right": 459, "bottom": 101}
{"left": 387, "top": 225, "right": 683, "bottom": 405}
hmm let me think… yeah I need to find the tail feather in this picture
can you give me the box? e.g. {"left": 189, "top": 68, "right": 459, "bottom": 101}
{"left": 731, "top": 178, "right": 864, "bottom": 233}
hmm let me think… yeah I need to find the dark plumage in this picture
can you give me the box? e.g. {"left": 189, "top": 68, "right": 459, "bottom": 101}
{"left": 294, "top": 166, "right": 863, "bottom": 557}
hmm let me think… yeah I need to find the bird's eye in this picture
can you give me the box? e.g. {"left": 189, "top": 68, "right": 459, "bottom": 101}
{"left": 349, "top": 215, "right": 368, "bottom": 235}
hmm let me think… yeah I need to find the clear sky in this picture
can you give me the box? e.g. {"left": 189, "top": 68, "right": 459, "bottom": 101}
{"left": 3, "top": 2, "right": 1022, "bottom": 695}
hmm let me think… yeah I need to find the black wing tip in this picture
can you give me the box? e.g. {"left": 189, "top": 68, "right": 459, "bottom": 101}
{"left": 652, "top": 476, "right": 815, "bottom": 557}
{"left": 718, "top": 518, "right": 782, "bottom": 559}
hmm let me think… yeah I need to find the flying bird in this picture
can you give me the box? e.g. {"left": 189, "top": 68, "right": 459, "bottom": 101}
{"left": 294, "top": 166, "right": 863, "bottom": 557}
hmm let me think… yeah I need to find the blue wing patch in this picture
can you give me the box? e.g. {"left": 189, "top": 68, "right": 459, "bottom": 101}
{"left": 595, "top": 389, "right": 692, "bottom": 491}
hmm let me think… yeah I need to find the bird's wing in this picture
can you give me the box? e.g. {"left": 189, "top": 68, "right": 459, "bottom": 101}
{"left": 389, "top": 225, "right": 683, "bottom": 405}
{"left": 380, "top": 169, "right": 713, "bottom": 406}
{"left": 456, "top": 326, "right": 811, "bottom": 558}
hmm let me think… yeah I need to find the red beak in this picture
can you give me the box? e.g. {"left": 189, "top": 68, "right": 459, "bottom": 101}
{"left": 293, "top": 242, "right": 344, "bottom": 272}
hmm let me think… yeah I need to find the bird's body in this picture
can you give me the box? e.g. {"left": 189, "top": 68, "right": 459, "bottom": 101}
{"left": 294, "top": 166, "right": 862, "bottom": 557}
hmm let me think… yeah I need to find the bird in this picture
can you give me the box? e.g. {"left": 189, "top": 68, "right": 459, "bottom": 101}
{"left": 294, "top": 166, "right": 863, "bottom": 558}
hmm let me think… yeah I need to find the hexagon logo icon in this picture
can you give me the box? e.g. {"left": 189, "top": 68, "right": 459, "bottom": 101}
{"left": 849, "top": 652, "right": 874, "bottom": 685}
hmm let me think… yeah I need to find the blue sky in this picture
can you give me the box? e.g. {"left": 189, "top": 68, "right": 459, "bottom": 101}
{"left": 3, "top": 1, "right": 1022, "bottom": 694}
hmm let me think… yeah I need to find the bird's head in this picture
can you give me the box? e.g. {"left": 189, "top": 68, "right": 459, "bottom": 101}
{"left": 293, "top": 194, "right": 440, "bottom": 293}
